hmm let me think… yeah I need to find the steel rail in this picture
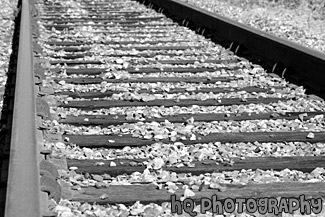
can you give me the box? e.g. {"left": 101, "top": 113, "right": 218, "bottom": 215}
{"left": 5, "top": 0, "right": 41, "bottom": 216}
{"left": 139, "top": 0, "right": 325, "bottom": 94}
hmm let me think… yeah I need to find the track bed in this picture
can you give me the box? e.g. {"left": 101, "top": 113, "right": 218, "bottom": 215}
{"left": 11, "top": 0, "right": 325, "bottom": 216}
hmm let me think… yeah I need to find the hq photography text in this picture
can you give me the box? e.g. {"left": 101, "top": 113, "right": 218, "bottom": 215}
{"left": 170, "top": 195, "right": 323, "bottom": 216}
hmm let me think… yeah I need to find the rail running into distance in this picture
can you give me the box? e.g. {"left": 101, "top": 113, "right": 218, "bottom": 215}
{"left": 3, "top": 0, "right": 325, "bottom": 216}
{"left": 4, "top": 0, "right": 41, "bottom": 216}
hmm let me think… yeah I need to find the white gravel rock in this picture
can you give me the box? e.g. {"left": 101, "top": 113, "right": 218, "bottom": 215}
{"left": 0, "top": 0, "right": 18, "bottom": 113}
{"left": 182, "top": 0, "right": 325, "bottom": 52}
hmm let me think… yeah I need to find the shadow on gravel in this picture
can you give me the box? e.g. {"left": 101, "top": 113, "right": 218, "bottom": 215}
{"left": 0, "top": 0, "right": 21, "bottom": 216}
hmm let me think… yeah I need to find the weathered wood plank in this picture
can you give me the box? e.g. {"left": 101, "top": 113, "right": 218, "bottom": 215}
{"left": 44, "top": 23, "right": 175, "bottom": 28}
{"left": 57, "top": 87, "right": 273, "bottom": 98}
{"left": 131, "top": 45, "right": 203, "bottom": 51}
{"left": 53, "top": 67, "right": 240, "bottom": 75}
{"left": 55, "top": 76, "right": 238, "bottom": 84}
{"left": 90, "top": 30, "right": 184, "bottom": 34}
{"left": 41, "top": 10, "right": 141, "bottom": 14}
{"left": 50, "top": 60, "right": 103, "bottom": 65}
{"left": 63, "top": 131, "right": 325, "bottom": 148}
{"left": 50, "top": 46, "right": 201, "bottom": 52}
{"left": 157, "top": 59, "right": 238, "bottom": 65}
{"left": 67, "top": 155, "right": 325, "bottom": 176}
{"left": 48, "top": 52, "right": 215, "bottom": 59}
{"left": 49, "top": 58, "right": 237, "bottom": 65}
{"left": 44, "top": 11, "right": 140, "bottom": 14}
{"left": 59, "top": 111, "right": 324, "bottom": 126}
{"left": 126, "top": 66, "right": 240, "bottom": 73}
{"left": 59, "top": 97, "right": 285, "bottom": 109}
{"left": 46, "top": 40, "right": 190, "bottom": 46}
{"left": 43, "top": 16, "right": 165, "bottom": 22}
{"left": 48, "top": 54, "right": 90, "bottom": 59}
{"left": 71, "top": 182, "right": 325, "bottom": 205}
{"left": 42, "top": 16, "right": 159, "bottom": 21}
{"left": 50, "top": 20, "right": 163, "bottom": 25}
{"left": 50, "top": 47, "right": 90, "bottom": 52}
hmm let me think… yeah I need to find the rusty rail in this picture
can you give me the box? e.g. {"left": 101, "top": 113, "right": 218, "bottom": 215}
{"left": 139, "top": 0, "right": 325, "bottom": 95}
{"left": 5, "top": 0, "right": 41, "bottom": 216}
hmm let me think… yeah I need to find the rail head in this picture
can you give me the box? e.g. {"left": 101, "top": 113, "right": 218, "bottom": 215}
{"left": 5, "top": 0, "right": 41, "bottom": 216}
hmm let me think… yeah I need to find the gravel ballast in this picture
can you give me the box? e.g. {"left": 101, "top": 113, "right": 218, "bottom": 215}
{"left": 0, "top": 0, "right": 18, "bottom": 113}
{"left": 35, "top": 0, "right": 325, "bottom": 216}
{"left": 182, "top": 0, "right": 325, "bottom": 53}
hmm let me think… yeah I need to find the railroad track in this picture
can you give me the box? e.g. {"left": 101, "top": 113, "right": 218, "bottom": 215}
{"left": 3, "top": 0, "right": 325, "bottom": 216}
